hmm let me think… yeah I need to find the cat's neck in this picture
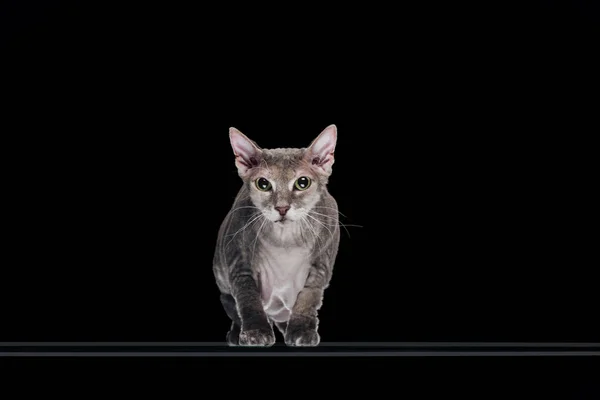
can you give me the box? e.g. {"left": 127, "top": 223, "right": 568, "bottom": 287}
{"left": 262, "top": 220, "right": 310, "bottom": 248}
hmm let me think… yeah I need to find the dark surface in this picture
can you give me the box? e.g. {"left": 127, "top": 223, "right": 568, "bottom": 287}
{"left": 1, "top": 1, "right": 598, "bottom": 343}
{"left": 2, "top": 342, "right": 600, "bottom": 357}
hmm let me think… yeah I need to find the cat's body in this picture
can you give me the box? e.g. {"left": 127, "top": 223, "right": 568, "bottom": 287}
{"left": 213, "top": 126, "right": 340, "bottom": 347}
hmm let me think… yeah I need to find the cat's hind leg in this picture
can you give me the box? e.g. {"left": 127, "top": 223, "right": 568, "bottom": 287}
{"left": 220, "top": 293, "right": 242, "bottom": 346}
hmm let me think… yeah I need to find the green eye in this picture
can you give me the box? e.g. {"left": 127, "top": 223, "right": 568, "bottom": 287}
{"left": 255, "top": 177, "right": 272, "bottom": 191}
{"left": 294, "top": 176, "right": 311, "bottom": 191}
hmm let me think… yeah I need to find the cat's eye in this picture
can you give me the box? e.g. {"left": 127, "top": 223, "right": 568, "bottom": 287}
{"left": 255, "top": 177, "right": 272, "bottom": 191}
{"left": 294, "top": 176, "right": 311, "bottom": 191}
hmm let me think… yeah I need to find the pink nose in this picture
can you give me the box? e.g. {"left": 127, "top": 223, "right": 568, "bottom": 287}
{"left": 275, "top": 206, "right": 290, "bottom": 216}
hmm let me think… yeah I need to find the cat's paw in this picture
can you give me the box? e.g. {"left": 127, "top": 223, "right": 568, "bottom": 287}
{"left": 239, "top": 328, "right": 276, "bottom": 347}
{"left": 226, "top": 329, "right": 240, "bottom": 346}
{"left": 284, "top": 329, "right": 320, "bottom": 347}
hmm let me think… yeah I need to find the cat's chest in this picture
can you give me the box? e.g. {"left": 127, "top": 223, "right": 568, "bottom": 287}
{"left": 256, "top": 243, "right": 312, "bottom": 322}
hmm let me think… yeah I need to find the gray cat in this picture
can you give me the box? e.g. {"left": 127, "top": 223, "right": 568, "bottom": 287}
{"left": 212, "top": 125, "right": 340, "bottom": 347}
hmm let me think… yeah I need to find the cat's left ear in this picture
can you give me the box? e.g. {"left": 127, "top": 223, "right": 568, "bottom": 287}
{"left": 229, "top": 127, "right": 263, "bottom": 178}
{"left": 305, "top": 124, "right": 337, "bottom": 175}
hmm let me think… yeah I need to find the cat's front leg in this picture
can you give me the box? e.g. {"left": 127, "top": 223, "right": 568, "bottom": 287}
{"left": 285, "top": 267, "right": 329, "bottom": 347}
{"left": 285, "top": 288, "right": 322, "bottom": 346}
{"left": 231, "top": 272, "right": 275, "bottom": 347}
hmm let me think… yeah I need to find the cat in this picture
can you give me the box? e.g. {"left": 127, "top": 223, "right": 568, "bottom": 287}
{"left": 212, "top": 124, "right": 341, "bottom": 347}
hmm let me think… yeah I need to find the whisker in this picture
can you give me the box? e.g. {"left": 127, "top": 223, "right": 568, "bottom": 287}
{"left": 308, "top": 211, "right": 363, "bottom": 228}
{"left": 312, "top": 206, "right": 349, "bottom": 219}
{"left": 302, "top": 216, "right": 320, "bottom": 244}
{"left": 307, "top": 210, "right": 357, "bottom": 223}
{"left": 307, "top": 210, "right": 360, "bottom": 239}
{"left": 224, "top": 205, "right": 261, "bottom": 218}
{"left": 224, "top": 212, "right": 263, "bottom": 248}
{"left": 251, "top": 217, "right": 269, "bottom": 262}
{"left": 300, "top": 216, "right": 322, "bottom": 257}
{"left": 225, "top": 212, "right": 262, "bottom": 237}
{"left": 304, "top": 212, "right": 334, "bottom": 238}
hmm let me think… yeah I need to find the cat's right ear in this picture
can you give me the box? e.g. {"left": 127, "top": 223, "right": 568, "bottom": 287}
{"left": 304, "top": 124, "right": 337, "bottom": 176}
{"left": 229, "top": 127, "right": 262, "bottom": 178}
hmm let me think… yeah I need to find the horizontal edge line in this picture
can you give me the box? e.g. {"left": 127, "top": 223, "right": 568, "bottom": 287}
{"left": 1, "top": 351, "right": 600, "bottom": 357}
{"left": 1, "top": 342, "right": 599, "bottom": 347}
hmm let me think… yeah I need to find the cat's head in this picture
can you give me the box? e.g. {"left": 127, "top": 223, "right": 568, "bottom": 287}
{"left": 229, "top": 125, "right": 337, "bottom": 224}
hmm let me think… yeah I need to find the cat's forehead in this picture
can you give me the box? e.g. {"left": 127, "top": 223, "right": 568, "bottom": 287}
{"left": 259, "top": 148, "right": 309, "bottom": 180}
{"left": 261, "top": 148, "right": 305, "bottom": 168}
{"left": 262, "top": 147, "right": 305, "bottom": 160}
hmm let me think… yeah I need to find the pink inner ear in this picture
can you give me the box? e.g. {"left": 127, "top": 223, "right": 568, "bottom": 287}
{"left": 230, "top": 131, "right": 259, "bottom": 166}
{"left": 309, "top": 126, "right": 337, "bottom": 162}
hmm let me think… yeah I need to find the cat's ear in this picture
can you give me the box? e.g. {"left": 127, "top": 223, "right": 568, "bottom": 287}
{"left": 229, "top": 127, "right": 262, "bottom": 177}
{"left": 305, "top": 124, "right": 337, "bottom": 175}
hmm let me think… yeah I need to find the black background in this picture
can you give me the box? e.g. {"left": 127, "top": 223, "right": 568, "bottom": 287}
{"left": 1, "top": 1, "right": 598, "bottom": 343}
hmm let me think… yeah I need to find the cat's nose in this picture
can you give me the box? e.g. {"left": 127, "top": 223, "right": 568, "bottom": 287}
{"left": 275, "top": 206, "right": 290, "bottom": 216}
